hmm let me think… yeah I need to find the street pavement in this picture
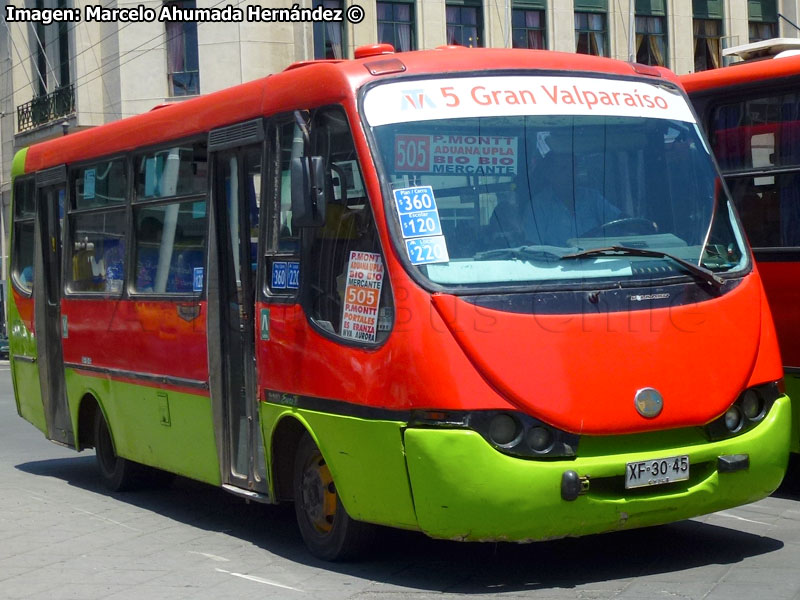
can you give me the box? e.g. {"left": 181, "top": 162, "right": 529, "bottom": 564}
{"left": 3, "top": 364, "right": 800, "bottom": 600}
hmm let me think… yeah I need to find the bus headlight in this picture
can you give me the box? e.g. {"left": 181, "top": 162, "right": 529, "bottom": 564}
{"left": 408, "top": 410, "right": 579, "bottom": 459}
{"left": 740, "top": 389, "right": 764, "bottom": 420}
{"left": 488, "top": 414, "right": 521, "bottom": 447}
{"left": 706, "top": 381, "right": 782, "bottom": 441}
{"left": 526, "top": 426, "right": 554, "bottom": 453}
{"left": 724, "top": 406, "right": 743, "bottom": 432}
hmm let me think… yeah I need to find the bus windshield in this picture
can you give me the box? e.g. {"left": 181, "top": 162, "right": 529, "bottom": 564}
{"left": 364, "top": 75, "right": 748, "bottom": 289}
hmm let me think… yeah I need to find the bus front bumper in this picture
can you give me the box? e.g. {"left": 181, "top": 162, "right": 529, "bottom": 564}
{"left": 403, "top": 395, "right": 791, "bottom": 542}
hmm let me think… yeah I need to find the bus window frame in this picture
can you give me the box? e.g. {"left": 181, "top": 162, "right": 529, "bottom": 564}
{"left": 127, "top": 136, "right": 210, "bottom": 300}
{"left": 261, "top": 114, "right": 302, "bottom": 305}
{"left": 696, "top": 78, "right": 800, "bottom": 261}
{"left": 275, "top": 103, "right": 394, "bottom": 349}
{"left": 63, "top": 153, "right": 130, "bottom": 299}
{"left": 358, "top": 70, "right": 750, "bottom": 297}
{"left": 10, "top": 175, "right": 37, "bottom": 298}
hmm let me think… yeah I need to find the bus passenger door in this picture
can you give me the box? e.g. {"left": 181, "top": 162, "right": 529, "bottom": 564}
{"left": 33, "top": 167, "right": 72, "bottom": 446}
{"left": 208, "top": 122, "right": 268, "bottom": 495}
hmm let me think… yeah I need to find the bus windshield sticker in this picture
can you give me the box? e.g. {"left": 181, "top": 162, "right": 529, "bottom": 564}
{"left": 363, "top": 76, "right": 695, "bottom": 126}
{"left": 394, "top": 136, "right": 518, "bottom": 175}
{"left": 406, "top": 236, "right": 450, "bottom": 265}
{"left": 84, "top": 168, "right": 96, "bottom": 200}
{"left": 341, "top": 251, "right": 384, "bottom": 343}
{"left": 272, "top": 261, "right": 288, "bottom": 289}
{"left": 393, "top": 186, "right": 443, "bottom": 238}
{"left": 287, "top": 262, "right": 300, "bottom": 289}
{"left": 192, "top": 267, "right": 203, "bottom": 292}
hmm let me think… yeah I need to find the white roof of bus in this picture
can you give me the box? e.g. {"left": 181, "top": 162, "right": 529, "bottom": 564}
{"left": 723, "top": 38, "right": 800, "bottom": 61}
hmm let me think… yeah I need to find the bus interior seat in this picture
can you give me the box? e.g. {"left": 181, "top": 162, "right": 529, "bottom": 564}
{"left": 167, "top": 248, "right": 204, "bottom": 293}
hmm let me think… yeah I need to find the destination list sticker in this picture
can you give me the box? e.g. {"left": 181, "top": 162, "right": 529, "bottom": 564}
{"left": 341, "top": 251, "right": 384, "bottom": 342}
{"left": 394, "top": 134, "right": 518, "bottom": 175}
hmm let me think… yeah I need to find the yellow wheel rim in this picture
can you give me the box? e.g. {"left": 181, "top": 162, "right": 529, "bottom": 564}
{"left": 300, "top": 451, "right": 337, "bottom": 534}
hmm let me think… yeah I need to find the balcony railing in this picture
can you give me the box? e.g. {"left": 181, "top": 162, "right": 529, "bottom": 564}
{"left": 17, "top": 84, "right": 75, "bottom": 133}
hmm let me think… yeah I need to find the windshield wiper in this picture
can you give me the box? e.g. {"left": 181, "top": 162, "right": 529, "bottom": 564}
{"left": 474, "top": 245, "right": 576, "bottom": 262}
{"left": 561, "top": 245, "right": 724, "bottom": 290}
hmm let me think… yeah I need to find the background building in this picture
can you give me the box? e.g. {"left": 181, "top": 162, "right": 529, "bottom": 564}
{"left": 0, "top": 0, "right": 793, "bottom": 329}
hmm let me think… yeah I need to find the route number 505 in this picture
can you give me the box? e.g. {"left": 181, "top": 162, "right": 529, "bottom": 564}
{"left": 395, "top": 135, "right": 429, "bottom": 171}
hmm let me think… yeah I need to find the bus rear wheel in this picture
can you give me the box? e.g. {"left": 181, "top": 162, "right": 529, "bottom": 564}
{"left": 94, "top": 410, "right": 138, "bottom": 492}
{"left": 293, "top": 432, "right": 374, "bottom": 560}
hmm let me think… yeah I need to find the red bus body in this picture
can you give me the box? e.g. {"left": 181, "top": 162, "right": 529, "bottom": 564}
{"left": 7, "top": 47, "right": 791, "bottom": 558}
{"left": 683, "top": 55, "right": 800, "bottom": 449}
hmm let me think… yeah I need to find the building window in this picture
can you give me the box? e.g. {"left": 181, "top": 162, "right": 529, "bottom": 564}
{"left": 636, "top": 16, "right": 667, "bottom": 66}
{"left": 575, "top": 12, "right": 607, "bottom": 56}
{"left": 314, "top": 0, "right": 345, "bottom": 58}
{"left": 749, "top": 0, "right": 777, "bottom": 42}
{"left": 165, "top": 0, "right": 200, "bottom": 96}
{"left": 446, "top": 3, "right": 483, "bottom": 48}
{"left": 749, "top": 21, "right": 777, "bottom": 42}
{"left": 377, "top": 2, "right": 415, "bottom": 52}
{"left": 29, "top": 0, "right": 71, "bottom": 97}
{"left": 512, "top": 8, "right": 546, "bottom": 49}
{"left": 693, "top": 18, "right": 721, "bottom": 71}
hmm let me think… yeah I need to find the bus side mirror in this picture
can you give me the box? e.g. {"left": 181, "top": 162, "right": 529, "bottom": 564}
{"left": 291, "top": 156, "right": 326, "bottom": 228}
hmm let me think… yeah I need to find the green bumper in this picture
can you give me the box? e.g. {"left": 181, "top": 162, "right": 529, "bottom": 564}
{"left": 404, "top": 395, "right": 791, "bottom": 542}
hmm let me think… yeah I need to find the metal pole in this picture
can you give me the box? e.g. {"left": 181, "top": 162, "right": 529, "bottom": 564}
{"left": 628, "top": 0, "right": 635, "bottom": 62}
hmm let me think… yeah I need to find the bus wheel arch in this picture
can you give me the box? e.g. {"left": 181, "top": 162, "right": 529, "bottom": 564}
{"left": 292, "top": 431, "right": 374, "bottom": 560}
{"left": 270, "top": 416, "right": 374, "bottom": 560}
{"left": 270, "top": 415, "right": 307, "bottom": 502}
{"left": 77, "top": 393, "right": 100, "bottom": 451}
{"left": 93, "top": 402, "right": 137, "bottom": 492}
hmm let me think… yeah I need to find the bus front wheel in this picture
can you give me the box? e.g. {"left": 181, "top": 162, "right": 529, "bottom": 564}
{"left": 94, "top": 410, "right": 137, "bottom": 492}
{"left": 293, "top": 432, "right": 374, "bottom": 560}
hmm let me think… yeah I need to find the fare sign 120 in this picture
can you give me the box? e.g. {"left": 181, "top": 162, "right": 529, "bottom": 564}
{"left": 392, "top": 186, "right": 442, "bottom": 238}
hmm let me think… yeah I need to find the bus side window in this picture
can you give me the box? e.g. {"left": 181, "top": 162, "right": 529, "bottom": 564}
{"left": 304, "top": 106, "right": 392, "bottom": 344}
{"left": 67, "top": 211, "right": 126, "bottom": 294}
{"left": 130, "top": 142, "right": 208, "bottom": 296}
{"left": 11, "top": 178, "right": 36, "bottom": 294}
{"left": 132, "top": 201, "right": 207, "bottom": 294}
{"left": 66, "top": 160, "right": 128, "bottom": 296}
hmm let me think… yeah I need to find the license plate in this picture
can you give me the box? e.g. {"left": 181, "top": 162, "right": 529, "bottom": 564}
{"left": 625, "top": 455, "right": 689, "bottom": 489}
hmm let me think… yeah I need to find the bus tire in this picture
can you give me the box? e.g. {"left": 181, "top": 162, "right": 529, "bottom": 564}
{"left": 293, "top": 432, "right": 374, "bottom": 561}
{"left": 94, "top": 410, "right": 138, "bottom": 492}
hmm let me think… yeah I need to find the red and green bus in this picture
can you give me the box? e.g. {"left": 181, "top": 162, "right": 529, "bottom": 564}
{"left": 8, "top": 45, "right": 791, "bottom": 560}
{"left": 682, "top": 49, "right": 800, "bottom": 454}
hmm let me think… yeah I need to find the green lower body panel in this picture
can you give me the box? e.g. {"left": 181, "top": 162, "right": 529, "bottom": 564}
{"left": 65, "top": 370, "right": 221, "bottom": 486}
{"left": 261, "top": 404, "right": 418, "bottom": 530}
{"left": 404, "top": 395, "right": 791, "bottom": 542}
{"left": 12, "top": 359, "right": 46, "bottom": 435}
{"left": 786, "top": 375, "right": 800, "bottom": 453}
